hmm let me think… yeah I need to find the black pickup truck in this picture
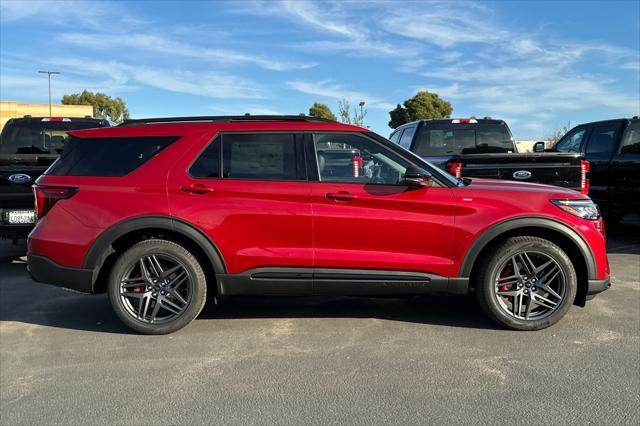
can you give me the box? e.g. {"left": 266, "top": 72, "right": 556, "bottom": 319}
{"left": 534, "top": 117, "right": 640, "bottom": 222}
{"left": 389, "top": 118, "right": 589, "bottom": 193}
{"left": 0, "top": 116, "right": 110, "bottom": 242}
{"left": 390, "top": 118, "right": 588, "bottom": 194}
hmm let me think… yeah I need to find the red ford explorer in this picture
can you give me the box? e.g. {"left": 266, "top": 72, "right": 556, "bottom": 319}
{"left": 27, "top": 115, "right": 610, "bottom": 334}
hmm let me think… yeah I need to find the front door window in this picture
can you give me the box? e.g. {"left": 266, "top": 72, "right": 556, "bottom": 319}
{"left": 313, "top": 133, "right": 412, "bottom": 185}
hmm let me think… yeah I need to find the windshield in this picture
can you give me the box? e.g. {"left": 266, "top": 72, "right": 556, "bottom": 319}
{"left": 413, "top": 122, "right": 514, "bottom": 156}
{"left": 0, "top": 120, "right": 105, "bottom": 155}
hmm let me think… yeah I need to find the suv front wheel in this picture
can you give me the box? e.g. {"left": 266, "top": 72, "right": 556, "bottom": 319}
{"left": 477, "top": 236, "right": 577, "bottom": 330}
{"left": 108, "top": 239, "right": 208, "bottom": 334}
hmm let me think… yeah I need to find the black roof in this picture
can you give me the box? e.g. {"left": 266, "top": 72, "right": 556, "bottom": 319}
{"left": 119, "top": 114, "right": 337, "bottom": 126}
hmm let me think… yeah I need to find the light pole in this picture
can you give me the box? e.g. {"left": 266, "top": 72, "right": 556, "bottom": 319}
{"left": 358, "top": 101, "right": 365, "bottom": 126}
{"left": 38, "top": 70, "right": 60, "bottom": 116}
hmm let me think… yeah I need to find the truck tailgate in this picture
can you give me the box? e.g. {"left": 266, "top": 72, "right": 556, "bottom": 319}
{"left": 459, "top": 153, "right": 584, "bottom": 191}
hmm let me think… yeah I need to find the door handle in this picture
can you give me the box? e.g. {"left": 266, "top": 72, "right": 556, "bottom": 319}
{"left": 325, "top": 191, "right": 357, "bottom": 201}
{"left": 180, "top": 184, "right": 215, "bottom": 194}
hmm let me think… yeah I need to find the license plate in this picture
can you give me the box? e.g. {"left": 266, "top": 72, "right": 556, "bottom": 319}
{"left": 8, "top": 210, "right": 36, "bottom": 224}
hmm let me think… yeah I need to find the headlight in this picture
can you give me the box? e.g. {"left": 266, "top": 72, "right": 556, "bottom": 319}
{"left": 551, "top": 199, "right": 600, "bottom": 220}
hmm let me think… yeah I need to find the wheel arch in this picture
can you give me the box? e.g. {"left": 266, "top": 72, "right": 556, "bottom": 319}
{"left": 84, "top": 216, "right": 226, "bottom": 293}
{"left": 461, "top": 217, "right": 596, "bottom": 306}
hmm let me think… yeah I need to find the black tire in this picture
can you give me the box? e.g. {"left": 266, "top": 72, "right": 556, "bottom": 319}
{"left": 476, "top": 236, "right": 577, "bottom": 331}
{"left": 108, "top": 239, "right": 207, "bottom": 334}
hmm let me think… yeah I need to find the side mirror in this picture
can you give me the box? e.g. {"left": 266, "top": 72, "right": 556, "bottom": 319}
{"left": 404, "top": 166, "right": 431, "bottom": 187}
{"left": 533, "top": 141, "right": 546, "bottom": 153}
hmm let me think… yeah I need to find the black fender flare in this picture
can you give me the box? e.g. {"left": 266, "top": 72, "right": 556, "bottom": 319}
{"left": 459, "top": 216, "right": 597, "bottom": 279}
{"left": 82, "top": 215, "right": 227, "bottom": 274}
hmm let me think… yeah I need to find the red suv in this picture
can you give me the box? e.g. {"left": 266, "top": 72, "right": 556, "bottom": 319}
{"left": 27, "top": 116, "right": 610, "bottom": 334}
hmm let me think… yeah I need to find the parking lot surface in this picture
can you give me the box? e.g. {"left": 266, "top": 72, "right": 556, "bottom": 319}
{"left": 1, "top": 223, "right": 639, "bottom": 425}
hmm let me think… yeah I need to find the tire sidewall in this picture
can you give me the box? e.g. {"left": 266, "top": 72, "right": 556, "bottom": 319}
{"left": 108, "top": 240, "right": 207, "bottom": 335}
{"left": 480, "top": 238, "right": 577, "bottom": 331}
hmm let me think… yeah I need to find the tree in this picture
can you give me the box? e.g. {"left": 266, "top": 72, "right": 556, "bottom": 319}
{"left": 388, "top": 91, "right": 452, "bottom": 128}
{"left": 61, "top": 90, "right": 130, "bottom": 123}
{"left": 388, "top": 104, "right": 410, "bottom": 129}
{"left": 337, "top": 99, "right": 367, "bottom": 126}
{"left": 308, "top": 102, "right": 337, "bottom": 121}
{"left": 338, "top": 99, "right": 351, "bottom": 124}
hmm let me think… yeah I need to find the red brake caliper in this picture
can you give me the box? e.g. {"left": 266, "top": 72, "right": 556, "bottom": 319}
{"left": 499, "top": 263, "right": 514, "bottom": 292}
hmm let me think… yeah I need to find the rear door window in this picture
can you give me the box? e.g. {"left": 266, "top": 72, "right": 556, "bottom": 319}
{"left": 222, "top": 133, "right": 305, "bottom": 181}
{"left": 398, "top": 126, "right": 415, "bottom": 150}
{"left": 47, "top": 136, "right": 177, "bottom": 176}
{"left": 585, "top": 125, "right": 618, "bottom": 156}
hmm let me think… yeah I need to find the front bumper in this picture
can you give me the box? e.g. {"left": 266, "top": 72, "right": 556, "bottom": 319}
{"left": 27, "top": 253, "right": 96, "bottom": 294}
{"left": 587, "top": 277, "right": 611, "bottom": 296}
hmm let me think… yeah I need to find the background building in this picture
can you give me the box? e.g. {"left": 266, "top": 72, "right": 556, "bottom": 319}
{"left": 0, "top": 101, "right": 93, "bottom": 131}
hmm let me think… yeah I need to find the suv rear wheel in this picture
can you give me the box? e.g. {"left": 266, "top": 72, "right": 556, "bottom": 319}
{"left": 107, "top": 239, "right": 207, "bottom": 334}
{"left": 476, "top": 236, "right": 577, "bottom": 330}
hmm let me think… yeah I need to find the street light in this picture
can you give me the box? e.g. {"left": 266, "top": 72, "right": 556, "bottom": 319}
{"left": 38, "top": 70, "right": 60, "bottom": 117}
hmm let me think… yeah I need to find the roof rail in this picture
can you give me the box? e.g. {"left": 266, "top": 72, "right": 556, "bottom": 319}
{"left": 119, "top": 114, "right": 338, "bottom": 126}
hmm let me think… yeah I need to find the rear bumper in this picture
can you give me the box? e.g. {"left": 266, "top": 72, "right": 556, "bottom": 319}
{"left": 587, "top": 277, "right": 611, "bottom": 296}
{"left": 27, "top": 253, "right": 96, "bottom": 294}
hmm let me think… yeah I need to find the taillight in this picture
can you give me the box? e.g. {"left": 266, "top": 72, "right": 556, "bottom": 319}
{"left": 446, "top": 161, "right": 463, "bottom": 179}
{"left": 580, "top": 160, "right": 590, "bottom": 194}
{"left": 41, "top": 117, "right": 71, "bottom": 122}
{"left": 452, "top": 118, "right": 478, "bottom": 124}
{"left": 33, "top": 185, "right": 78, "bottom": 219}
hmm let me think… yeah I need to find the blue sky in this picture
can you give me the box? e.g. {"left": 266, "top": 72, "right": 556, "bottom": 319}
{"left": 1, "top": 0, "right": 638, "bottom": 139}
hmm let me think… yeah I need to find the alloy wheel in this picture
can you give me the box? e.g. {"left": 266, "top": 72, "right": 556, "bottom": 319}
{"left": 494, "top": 251, "right": 566, "bottom": 320}
{"left": 119, "top": 254, "right": 193, "bottom": 324}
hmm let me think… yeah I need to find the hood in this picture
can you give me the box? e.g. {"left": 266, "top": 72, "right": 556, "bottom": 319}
{"left": 465, "top": 177, "right": 588, "bottom": 199}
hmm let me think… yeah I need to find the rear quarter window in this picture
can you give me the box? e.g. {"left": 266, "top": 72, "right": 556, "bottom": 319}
{"left": 47, "top": 136, "right": 178, "bottom": 176}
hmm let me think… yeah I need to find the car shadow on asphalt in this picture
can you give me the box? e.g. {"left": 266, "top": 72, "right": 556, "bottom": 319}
{"left": 197, "top": 294, "right": 502, "bottom": 330}
{"left": 0, "top": 288, "right": 502, "bottom": 334}
{"left": 1, "top": 245, "right": 499, "bottom": 333}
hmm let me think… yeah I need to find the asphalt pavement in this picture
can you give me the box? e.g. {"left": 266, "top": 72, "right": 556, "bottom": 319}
{"left": 1, "top": 222, "right": 639, "bottom": 425}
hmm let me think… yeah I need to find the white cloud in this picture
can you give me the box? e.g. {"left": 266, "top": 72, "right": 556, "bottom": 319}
{"left": 26, "top": 58, "right": 267, "bottom": 100}
{"left": 0, "top": 0, "right": 141, "bottom": 26}
{"left": 286, "top": 80, "right": 394, "bottom": 110}
{"left": 57, "top": 32, "right": 316, "bottom": 71}
{"left": 383, "top": 5, "right": 506, "bottom": 48}
{"left": 239, "top": 0, "right": 418, "bottom": 57}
